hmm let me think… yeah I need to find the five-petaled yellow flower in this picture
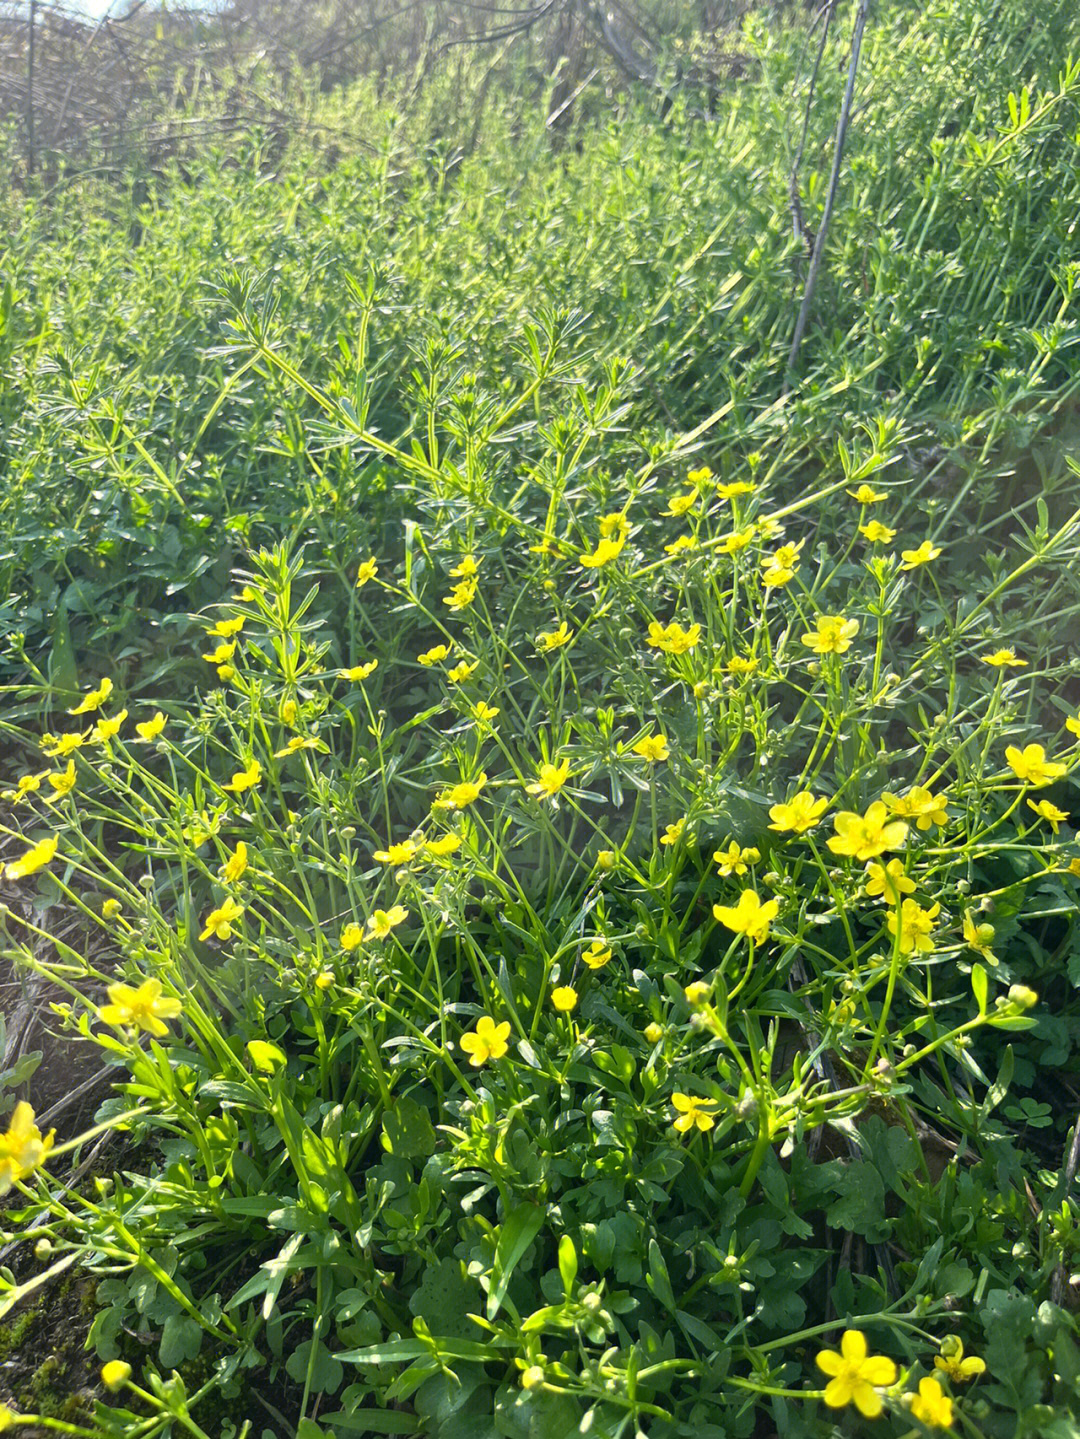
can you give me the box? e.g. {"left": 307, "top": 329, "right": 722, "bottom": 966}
{"left": 199, "top": 897, "right": 244, "bottom": 942}
{"left": 418, "top": 644, "right": 450, "bottom": 666}
{"left": 713, "top": 889, "right": 778, "bottom": 944}
{"left": 203, "top": 640, "right": 236, "bottom": 665}
{"left": 1028, "top": 798, "right": 1069, "bottom": 834}
{"left": 761, "top": 541, "right": 804, "bottom": 588}
{"left": 582, "top": 940, "right": 612, "bottom": 970}
{"left": 671, "top": 1093, "right": 719, "bottom": 1134}
{"left": 859, "top": 520, "right": 896, "bottom": 543}
{"left": 801, "top": 615, "right": 860, "bottom": 655}
{"left": 536, "top": 621, "right": 573, "bottom": 651}
{"left": 472, "top": 701, "right": 500, "bottom": 723}
{"left": 886, "top": 898, "right": 941, "bottom": 954}
{"left": 660, "top": 819, "right": 686, "bottom": 846}
{"left": 727, "top": 655, "right": 759, "bottom": 677}
{"left": 551, "top": 986, "right": 578, "bottom": 1013}
{"left": 662, "top": 490, "right": 697, "bottom": 516}
{"left": 769, "top": 792, "right": 828, "bottom": 834}
{"left": 0, "top": 1102, "right": 55, "bottom": 1195}
{"left": 526, "top": 758, "right": 572, "bottom": 800}
{"left": 934, "top": 1336, "right": 986, "bottom": 1383}
{"left": 5, "top": 835, "right": 58, "bottom": 880}
{"left": 714, "top": 842, "right": 760, "bottom": 877}
{"left": 447, "top": 660, "right": 479, "bottom": 683}
{"left": 100, "top": 978, "right": 183, "bottom": 1037}
{"left": 665, "top": 534, "right": 699, "bottom": 555}
{"left": 646, "top": 620, "right": 701, "bottom": 654}
{"left": 848, "top": 485, "right": 887, "bottom": 504}
{"left": 881, "top": 785, "right": 948, "bottom": 830}
{"left": 69, "top": 677, "right": 113, "bottom": 715}
{"left": 1006, "top": 743, "right": 1066, "bottom": 788}
{"left": 356, "top": 557, "right": 378, "bottom": 588}
{"left": 136, "top": 712, "right": 167, "bottom": 741}
{"left": 459, "top": 1015, "right": 511, "bottom": 1067}
{"left": 720, "top": 526, "right": 756, "bottom": 554}
{"left": 43, "top": 761, "right": 77, "bottom": 803}
{"left": 340, "top": 661, "right": 378, "bottom": 682}
{"left": 632, "top": 735, "right": 670, "bottom": 763}
{"left": 716, "top": 481, "right": 755, "bottom": 500}
{"left": 443, "top": 579, "right": 478, "bottom": 611}
{"left": 815, "top": 1330, "right": 897, "bottom": 1418}
{"left": 340, "top": 922, "right": 364, "bottom": 951}
{"left": 828, "top": 802, "right": 908, "bottom": 860}
{"left": 432, "top": 774, "right": 487, "bottom": 810}
{"left": 864, "top": 858, "right": 915, "bottom": 904}
{"left": 367, "top": 906, "right": 409, "bottom": 940}
{"left": 579, "top": 537, "right": 625, "bottom": 569}
{"left": 374, "top": 840, "right": 418, "bottom": 865}
{"left": 450, "top": 554, "right": 480, "bottom": 579}
{"left": 41, "top": 731, "right": 86, "bottom": 758}
{"left": 423, "top": 833, "right": 462, "bottom": 857}
{"left": 962, "top": 910, "right": 998, "bottom": 964}
{"left": 224, "top": 760, "right": 262, "bottom": 794}
{"left": 93, "top": 710, "right": 127, "bottom": 743}
{"left": 910, "top": 1376, "right": 954, "bottom": 1429}
{"left": 900, "top": 539, "right": 942, "bottom": 570}
{"left": 981, "top": 648, "right": 1026, "bottom": 668}
{"left": 207, "top": 615, "right": 245, "bottom": 638}
{"left": 220, "top": 842, "right": 248, "bottom": 884}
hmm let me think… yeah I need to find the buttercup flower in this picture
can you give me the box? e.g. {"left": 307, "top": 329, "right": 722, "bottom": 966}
{"left": 882, "top": 785, "right": 949, "bottom": 830}
{"left": 981, "top": 648, "right": 1026, "bottom": 668}
{"left": 43, "top": 761, "right": 77, "bottom": 803}
{"left": 220, "top": 842, "right": 248, "bottom": 884}
{"left": 646, "top": 620, "right": 701, "bottom": 654}
{"left": 769, "top": 792, "right": 828, "bottom": 834}
{"left": 460, "top": 1015, "right": 511, "bottom": 1067}
{"left": 526, "top": 758, "right": 572, "bottom": 800}
{"left": 910, "top": 1376, "right": 953, "bottom": 1429}
{"left": 934, "top": 1336, "right": 986, "bottom": 1383}
{"left": 223, "top": 760, "right": 262, "bottom": 794}
{"left": 92, "top": 709, "right": 127, "bottom": 743}
{"left": 340, "top": 661, "right": 378, "bottom": 681}
{"left": 859, "top": 520, "right": 896, "bottom": 543}
{"left": 761, "top": 540, "right": 804, "bottom": 588}
{"left": 684, "top": 981, "right": 710, "bottom": 1006}
{"left": 815, "top": 1330, "right": 897, "bottom": 1417}
{"left": 631, "top": 734, "right": 670, "bottom": 763}
{"left": 418, "top": 644, "right": 450, "bottom": 665}
{"left": 582, "top": 940, "right": 612, "bottom": 970}
{"left": 720, "top": 526, "right": 755, "bottom": 554}
{"left": 962, "top": 910, "right": 998, "bottom": 964}
{"left": 828, "top": 802, "right": 908, "bottom": 860}
{"left": 848, "top": 485, "right": 887, "bottom": 504}
{"left": 1, "top": 772, "right": 45, "bottom": 804}
{"left": 687, "top": 466, "right": 713, "bottom": 484}
{"left": 0, "top": 1103, "right": 55, "bottom": 1195}
{"left": 864, "top": 858, "right": 915, "bottom": 904}
{"left": 423, "top": 833, "right": 462, "bottom": 857}
{"left": 101, "top": 898, "right": 122, "bottom": 919}
{"left": 5, "top": 836, "right": 59, "bottom": 881}
{"left": 551, "top": 986, "right": 578, "bottom": 1013}
{"left": 206, "top": 615, "right": 244, "bottom": 639}
{"left": 1006, "top": 743, "right": 1066, "bottom": 787}
{"left": 367, "top": 906, "right": 409, "bottom": 940}
{"left": 714, "top": 842, "right": 760, "bottom": 877}
{"left": 536, "top": 621, "right": 573, "bottom": 651}
{"left": 99, "top": 978, "right": 182, "bottom": 1037}
{"left": 433, "top": 775, "right": 487, "bottom": 810}
{"left": 472, "top": 701, "right": 500, "bottom": 723}
{"left": 443, "top": 578, "right": 477, "bottom": 611}
{"left": 671, "top": 1093, "right": 719, "bottom": 1134}
{"left": 727, "top": 655, "right": 759, "bottom": 677}
{"left": 450, "top": 554, "right": 480, "bottom": 578}
{"left": 716, "top": 480, "right": 755, "bottom": 500}
{"left": 447, "top": 660, "right": 479, "bottom": 683}
{"left": 1067, "top": 713, "right": 1080, "bottom": 738}
{"left": 665, "top": 535, "right": 699, "bottom": 555}
{"left": 41, "top": 731, "right": 86, "bottom": 758}
{"left": 578, "top": 537, "right": 624, "bottom": 569}
{"left": 356, "top": 557, "right": 378, "bottom": 588}
{"left": 199, "top": 897, "right": 244, "bottom": 942}
{"left": 101, "top": 1361, "right": 132, "bottom": 1392}
{"left": 68, "top": 677, "right": 113, "bottom": 715}
{"left": 663, "top": 490, "right": 697, "bottom": 516}
{"left": 135, "top": 712, "right": 167, "bottom": 741}
{"left": 643, "top": 1022, "right": 663, "bottom": 1043}
{"left": 340, "top": 923, "right": 364, "bottom": 951}
{"left": 713, "top": 889, "right": 778, "bottom": 944}
{"left": 202, "top": 640, "right": 236, "bottom": 665}
{"left": 900, "top": 539, "right": 942, "bottom": 570}
{"left": 374, "top": 840, "right": 418, "bottom": 865}
{"left": 660, "top": 819, "right": 686, "bottom": 846}
{"left": 1028, "top": 798, "right": 1069, "bottom": 833}
{"left": 801, "top": 615, "right": 860, "bottom": 655}
{"left": 886, "top": 898, "right": 941, "bottom": 954}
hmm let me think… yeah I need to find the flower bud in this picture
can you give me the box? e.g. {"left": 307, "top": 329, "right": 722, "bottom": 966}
{"left": 643, "top": 1022, "right": 663, "bottom": 1044}
{"left": 101, "top": 1361, "right": 132, "bottom": 1391}
{"left": 521, "top": 1365, "right": 544, "bottom": 1390}
{"left": 1008, "top": 984, "right": 1038, "bottom": 1011}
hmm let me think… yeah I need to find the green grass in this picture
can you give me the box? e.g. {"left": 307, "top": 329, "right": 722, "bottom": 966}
{"left": 1, "top": 0, "right": 1080, "bottom": 1435}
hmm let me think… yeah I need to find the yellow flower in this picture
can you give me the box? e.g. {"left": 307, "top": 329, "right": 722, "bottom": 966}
{"left": 720, "top": 526, "right": 755, "bottom": 554}
{"left": 450, "top": 554, "right": 480, "bottom": 578}
{"left": 1069, "top": 859, "right": 1080, "bottom": 879}
{"left": 859, "top": 520, "right": 896, "bottom": 543}
{"left": 660, "top": 819, "right": 686, "bottom": 846}
{"left": 714, "top": 842, "right": 760, "bottom": 877}
{"left": 472, "top": 701, "right": 500, "bottom": 723}
{"left": 1028, "top": 798, "right": 1069, "bottom": 834}
{"left": 599, "top": 512, "right": 628, "bottom": 540}
{"left": 582, "top": 940, "right": 612, "bottom": 970}
{"left": 848, "top": 484, "right": 887, "bottom": 504}
{"left": 864, "top": 858, "right": 915, "bottom": 904}
{"left": 0, "top": 1102, "right": 54, "bottom": 1195}
{"left": 881, "top": 785, "right": 949, "bottom": 831}
{"left": 367, "top": 905, "right": 409, "bottom": 940}
{"left": 223, "top": 760, "right": 262, "bottom": 794}
{"left": 934, "top": 1337, "right": 986, "bottom": 1383}
{"left": 981, "top": 648, "right": 1026, "bottom": 668}
{"left": 910, "top": 1376, "right": 954, "bottom": 1429}
{"left": 643, "top": 1021, "right": 663, "bottom": 1043}
{"left": 886, "top": 898, "right": 941, "bottom": 954}
{"left": 433, "top": 774, "right": 487, "bottom": 810}
{"left": 663, "top": 490, "right": 697, "bottom": 516}
{"left": 99, "top": 977, "right": 183, "bottom": 1037}
{"left": 356, "top": 557, "right": 378, "bottom": 588}
{"left": 684, "top": 980, "right": 710, "bottom": 1005}
{"left": 646, "top": 620, "right": 701, "bottom": 654}
{"left": 1006, "top": 743, "right": 1066, "bottom": 788}
{"left": 536, "top": 621, "right": 574, "bottom": 651}
{"left": 101, "top": 1361, "right": 132, "bottom": 1391}
{"left": 374, "top": 840, "right": 418, "bottom": 865}
{"left": 198, "top": 897, "right": 244, "bottom": 942}
{"left": 727, "top": 655, "right": 759, "bottom": 677}
{"left": 761, "top": 540, "right": 804, "bottom": 588}
{"left": 578, "top": 536, "right": 625, "bottom": 569}
{"left": 596, "top": 850, "right": 616, "bottom": 870}
{"left": 203, "top": 640, "right": 236, "bottom": 665}
{"left": 801, "top": 615, "right": 860, "bottom": 655}
{"left": 1, "top": 772, "right": 45, "bottom": 804}
{"left": 900, "top": 539, "right": 942, "bottom": 570}
{"left": 769, "top": 792, "right": 828, "bottom": 835}
{"left": 962, "top": 910, "right": 998, "bottom": 964}
{"left": 447, "top": 660, "right": 479, "bottom": 683}
{"left": 314, "top": 971, "right": 335, "bottom": 991}
{"left": 671, "top": 1093, "right": 719, "bottom": 1134}
{"left": 135, "top": 712, "right": 167, "bottom": 741}
{"left": 631, "top": 734, "right": 670, "bottom": 763}
{"left": 828, "top": 802, "right": 908, "bottom": 860}
{"left": 340, "top": 923, "right": 364, "bottom": 951}
{"left": 716, "top": 481, "right": 755, "bottom": 500}
{"left": 340, "top": 661, "right": 378, "bottom": 681}
{"left": 68, "top": 677, "right": 113, "bottom": 715}
{"left": 815, "top": 1330, "right": 897, "bottom": 1418}
{"left": 443, "top": 578, "right": 478, "bottom": 611}
{"left": 280, "top": 697, "right": 297, "bottom": 727}
{"left": 459, "top": 1015, "right": 511, "bottom": 1067}
{"left": 1067, "top": 713, "right": 1080, "bottom": 739}
{"left": 273, "top": 736, "right": 324, "bottom": 758}
{"left": 217, "top": 664, "right": 236, "bottom": 683}
{"left": 41, "top": 761, "right": 77, "bottom": 804}
{"left": 551, "top": 986, "right": 578, "bottom": 1013}
{"left": 713, "top": 889, "right": 778, "bottom": 944}
{"left": 206, "top": 615, "right": 245, "bottom": 638}
{"left": 423, "top": 833, "right": 462, "bottom": 857}
{"left": 418, "top": 645, "right": 450, "bottom": 666}
{"left": 526, "top": 758, "right": 572, "bottom": 800}
{"left": 101, "top": 898, "right": 122, "bottom": 919}
{"left": 41, "top": 731, "right": 86, "bottom": 758}
{"left": 220, "top": 842, "right": 248, "bottom": 884}
{"left": 687, "top": 466, "right": 713, "bottom": 485}
{"left": 664, "top": 535, "right": 699, "bottom": 555}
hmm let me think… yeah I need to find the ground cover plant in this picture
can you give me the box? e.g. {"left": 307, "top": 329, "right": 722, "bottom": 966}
{"left": 1, "top": 0, "right": 1080, "bottom": 1435}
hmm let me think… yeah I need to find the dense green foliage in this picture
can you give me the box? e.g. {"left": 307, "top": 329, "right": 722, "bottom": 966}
{"left": 2, "top": 0, "right": 1080, "bottom": 1435}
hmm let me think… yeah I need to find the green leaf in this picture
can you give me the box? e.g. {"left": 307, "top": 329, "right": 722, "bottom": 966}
{"left": 382, "top": 1095, "right": 436, "bottom": 1160}
{"left": 971, "top": 962, "right": 987, "bottom": 1014}
{"left": 557, "top": 1235, "right": 578, "bottom": 1298}
{"left": 486, "top": 1203, "right": 545, "bottom": 1320}
{"left": 158, "top": 1313, "right": 202, "bottom": 1369}
{"left": 646, "top": 1239, "right": 676, "bottom": 1314}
